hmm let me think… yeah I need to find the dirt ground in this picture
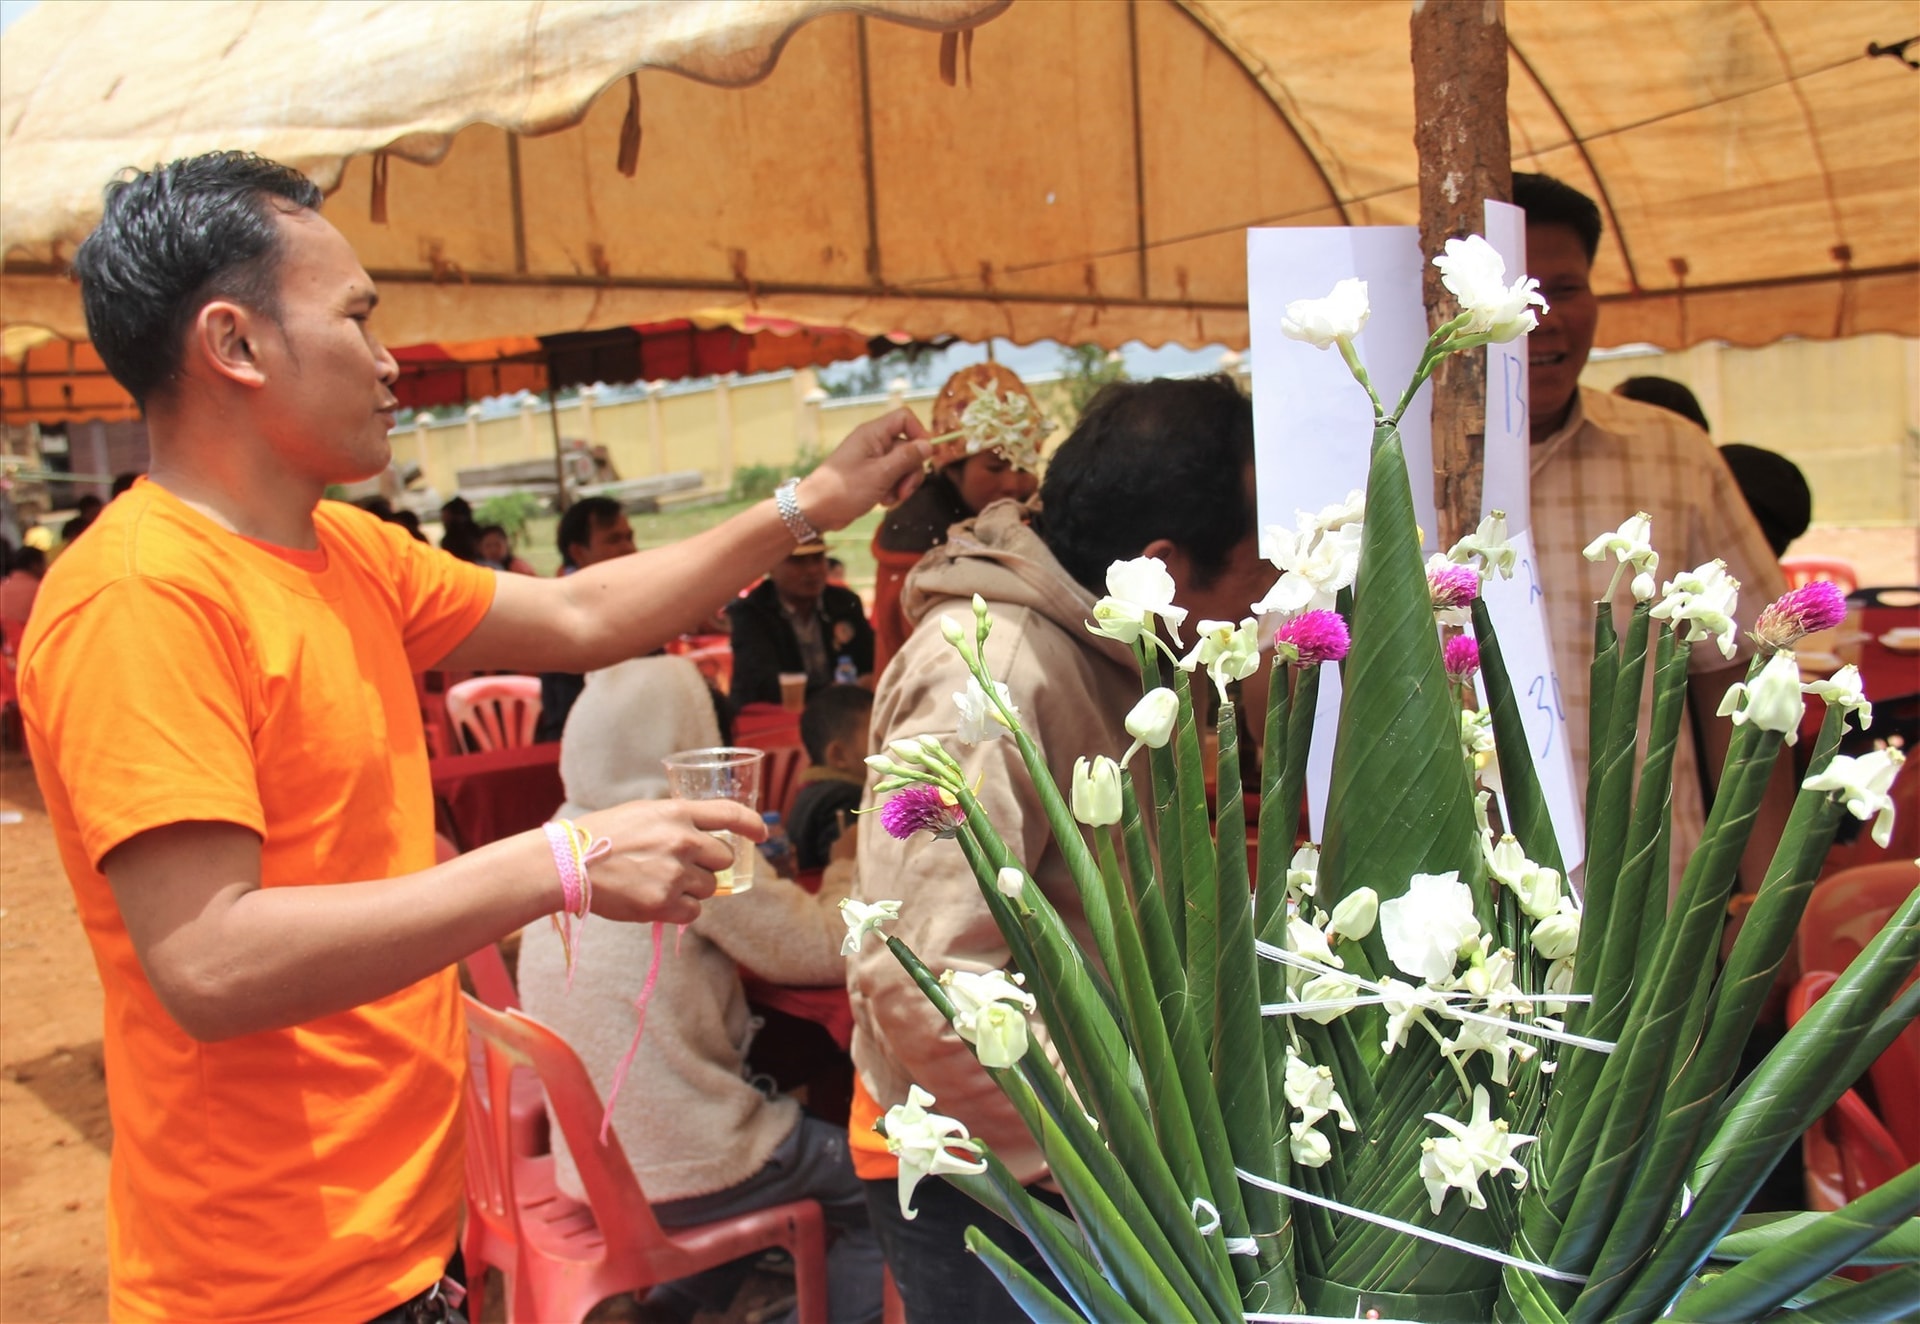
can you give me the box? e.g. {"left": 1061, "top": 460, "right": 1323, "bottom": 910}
{"left": 0, "top": 749, "right": 109, "bottom": 1323}
{"left": 0, "top": 522, "right": 1910, "bottom": 1322}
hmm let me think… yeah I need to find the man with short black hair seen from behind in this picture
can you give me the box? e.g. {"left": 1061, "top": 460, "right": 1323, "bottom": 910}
{"left": 849, "top": 373, "right": 1277, "bottom": 1322}
{"left": 789, "top": 683, "right": 875, "bottom": 873}
{"left": 535, "top": 494, "right": 639, "bottom": 741}
{"left": 19, "top": 150, "right": 931, "bottom": 1324}
{"left": 1514, "top": 170, "right": 1790, "bottom": 895}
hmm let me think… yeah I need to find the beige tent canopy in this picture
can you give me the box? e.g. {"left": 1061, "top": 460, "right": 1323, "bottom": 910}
{"left": 3, "top": 0, "right": 1916, "bottom": 357}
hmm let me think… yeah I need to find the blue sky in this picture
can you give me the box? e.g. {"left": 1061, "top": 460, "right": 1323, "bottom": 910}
{"left": 0, "top": 0, "right": 36, "bottom": 34}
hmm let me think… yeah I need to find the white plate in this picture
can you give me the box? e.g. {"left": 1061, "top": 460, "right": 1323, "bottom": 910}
{"left": 1797, "top": 651, "right": 1844, "bottom": 677}
{"left": 1879, "top": 628, "right": 1920, "bottom": 653}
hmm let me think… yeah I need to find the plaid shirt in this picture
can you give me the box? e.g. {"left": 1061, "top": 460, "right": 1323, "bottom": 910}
{"left": 1530, "top": 387, "right": 1787, "bottom": 887}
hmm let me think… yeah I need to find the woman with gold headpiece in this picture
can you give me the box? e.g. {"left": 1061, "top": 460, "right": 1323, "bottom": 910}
{"left": 869, "top": 363, "right": 1051, "bottom": 676}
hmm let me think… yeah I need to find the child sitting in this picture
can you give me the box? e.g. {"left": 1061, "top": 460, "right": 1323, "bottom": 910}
{"left": 787, "top": 684, "right": 873, "bottom": 872}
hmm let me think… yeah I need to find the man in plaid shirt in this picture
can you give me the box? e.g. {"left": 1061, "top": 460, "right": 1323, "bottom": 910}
{"left": 1514, "top": 171, "right": 1791, "bottom": 894}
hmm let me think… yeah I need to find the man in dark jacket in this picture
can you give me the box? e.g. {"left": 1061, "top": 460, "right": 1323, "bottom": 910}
{"left": 727, "top": 541, "right": 874, "bottom": 708}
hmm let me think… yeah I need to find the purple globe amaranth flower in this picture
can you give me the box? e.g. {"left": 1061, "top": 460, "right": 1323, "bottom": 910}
{"left": 1753, "top": 581, "right": 1847, "bottom": 652}
{"left": 1274, "top": 610, "right": 1350, "bottom": 665}
{"left": 879, "top": 784, "right": 965, "bottom": 840}
{"left": 1444, "top": 634, "right": 1481, "bottom": 682}
{"left": 1428, "top": 563, "right": 1481, "bottom": 610}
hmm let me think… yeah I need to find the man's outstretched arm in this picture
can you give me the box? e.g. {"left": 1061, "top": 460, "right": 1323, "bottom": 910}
{"left": 440, "top": 409, "right": 930, "bottom": 674}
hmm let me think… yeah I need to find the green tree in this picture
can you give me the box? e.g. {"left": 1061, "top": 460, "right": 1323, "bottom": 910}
{"left": 1058, "top": 344, "right": 1130, "bottom": 420}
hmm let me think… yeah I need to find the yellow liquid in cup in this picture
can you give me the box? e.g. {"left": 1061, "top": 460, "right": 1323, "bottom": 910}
{"left": 710, "top": 830, "right": 757, "bottom": 896}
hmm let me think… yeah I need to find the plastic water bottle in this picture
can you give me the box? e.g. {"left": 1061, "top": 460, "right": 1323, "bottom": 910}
{"left": 834, "top": 653, "right": 859, "bottom": 686}
{"left": 758, "top": 811, "right": 793, "bottom": 874}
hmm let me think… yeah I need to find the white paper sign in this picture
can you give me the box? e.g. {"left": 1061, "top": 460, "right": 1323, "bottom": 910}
{"left": 1246, "top": 206, "right": 1584, "bottom": 870}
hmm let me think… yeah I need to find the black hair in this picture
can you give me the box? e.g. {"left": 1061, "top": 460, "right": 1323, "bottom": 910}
{"left": 389, "top": 509, "right": 428, "bottom": 543}
{"left": 9, "top": 546, "right": 47, "bottom": 577}
{"left": 110, "top": 471, "right": 141, "bottom": 498}
{"left": 354, "top": 494, "right": 396, "bottom": 519}
{"left": 1615, "top": 376, "right": 1710, "bottom": 433}
{"left": 439, "top": 522, "right": 484, "bottom": 564}
{"left": 1512, "top": 172, "right": 1603, "bottom": 263}
{"left": 1717, "top": 444, "right": 1812, "bottom": 557}
{"left": 72, "top": 152, "right": 324, "bottom": 407}
{"left": 1034, "top": 374, "right": 1256, "bottom": 594}
{"left": 556, "top": 496, "right": 624, "bottom": 569}
{"left": 800, "top": 684, "right": 874, "bottom": 765}
{"left": 440, "top": 496, "right": 475, "bottom": 525}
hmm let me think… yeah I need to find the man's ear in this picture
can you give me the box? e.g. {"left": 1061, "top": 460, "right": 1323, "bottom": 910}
{"left": 1141, "top": 537, "right": 1195, "bottom": 588}
{"left": 189, "top": 299, "right": 270, "bottom": 389}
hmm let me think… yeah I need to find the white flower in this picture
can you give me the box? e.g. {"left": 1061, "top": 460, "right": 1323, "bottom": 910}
{"left": 1432, "top": 235, "right": 1547, "bottom": 343}
{"left": 1289, "top": 1119, "right": 1334, "bottom": 1168}
{"left": 1379, "top": 872, "right": 1482, "bottom": 984}
{"left": 1089, "top": 556, "right": 1189, "bottom": 646}
{"left": 1803, "top": 748, "right": 1906, "bottom": 849}
{"left": 840, "top": 898, "right": 902, "bottom": 956}
{"left": 1531, "top": 898, "right": 1582, "bottom": 961}
{"left": 1178, "top": 617, "right": 1262, "bottom": 701}
{"left": 1295, "top": 969, "right": 1362, "bottom": 1023}
{"left": 1803, "top": 666, "right": 1873, "bottom": 730}
{"left": 1460, "top": 708, "right": 1501, "bottom": 795}
{"left": 1256, "top": 522, "right": 1362, "bottom": 617}
{"left": 1448, "top": 510, "right": 1517, "bottom": 581}
{"left": 1124, "top": 688, "right": 1180, "bottom": 750}
{"left": 1653, "top": 559, "right": 1742, "bottom": 659}
{"left": 883, "top": 1086, "right": 988, "bottom": 1219}
{"left": 1326, "top": 887, "right": 1379, "bottom": 943}
{"left": 1305, "top": 489, "right": 1366, "bottom": 535}
{"left": 1285, "top": 912, "right": 1341, "bottom": 968}
{"left": 964, "top": 1000, "right": 1030, "bottom": 1068}
{"left": 1070, "top": 755, "right": 1123, "bottom": 827}
{"left": 1287, "top": 844, "right": 1321, "bottom": 900}
{"left": 1442, "top": 1010, "right": 1531, "bottom": 1088}
{"left": 1380, "top": 977, "right": 1449, "bottom": 1055}
{"left": 995, "top": 867, "right": 1026, "bottom": 900}
{"left": 1716, "top": 650, "right": 1805, "bottom": 737}
{"left": 1283, "top": 1047, "right": 1357, "bottom": 1132}
{"left": 941, "top": 967, "right": 1037, "bottom": 1020}
{"left": 1482, "top": 834, "right": 1562, "bottom": 920}
{"left": 1279, "top": 277, "right": 1371, "bottom": 349}
{"left": 1583, "top": 512, "right": 1659, "bottom": 600}
{"left": 954, "top": 677, "right": 1017, "bottom": 744}
{"left": 1542, "top": 956, "right": 1577, "bottom": 1015}
{"left": 938, "top": 613, "right": 972, "bottom": 658}
{"left": 1419, "top": 1084, "right": 1536, "bottom": 1214}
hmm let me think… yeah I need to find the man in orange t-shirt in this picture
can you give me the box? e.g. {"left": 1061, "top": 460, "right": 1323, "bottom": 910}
{"left": 20, "top": 152, "right": 929, "bottom": 1324}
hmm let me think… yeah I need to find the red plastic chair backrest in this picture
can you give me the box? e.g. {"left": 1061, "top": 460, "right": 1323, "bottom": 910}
{"left": 1788, "top": 972, "right": 1917, "bottom": 1200}
{"left": 463, "top": 996, "right": 670, "bottom": 1267}
{"left": 1798, "top": 861, "right": 1920, "bottom": 977}
{"left": 1779, "top": 556, "right": 1860, "bottom": 594}
{"left": 445, "top": 675, "right": 543, "bottom": 753}
{"left": 464, "top": 942, "right": 521, "bottom": 1012}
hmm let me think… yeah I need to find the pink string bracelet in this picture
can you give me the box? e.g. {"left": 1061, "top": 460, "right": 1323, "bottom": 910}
{"left": 543, "top": 819, "right": 609, "bottom": 990}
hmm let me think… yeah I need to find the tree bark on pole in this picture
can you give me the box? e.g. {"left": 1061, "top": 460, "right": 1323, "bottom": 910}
{"left": 1412, "top": 0, "right": 1511, "bottom": 548}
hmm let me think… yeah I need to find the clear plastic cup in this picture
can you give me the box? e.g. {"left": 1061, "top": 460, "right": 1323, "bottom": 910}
{"left": 779, "top": 672, "right": 809, "bottom": 713}
{"left": 662, "top": 747, "right": 765, "bottom": 895}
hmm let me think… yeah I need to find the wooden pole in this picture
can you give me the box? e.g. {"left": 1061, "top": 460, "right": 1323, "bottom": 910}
{"left": 1411, "top": 0, "right": 1511, "bottom": 548}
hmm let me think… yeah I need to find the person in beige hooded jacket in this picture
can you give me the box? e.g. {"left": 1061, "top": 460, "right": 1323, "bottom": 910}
{"left": 849, "top": 374, "right": 1277, "bottom": 1324}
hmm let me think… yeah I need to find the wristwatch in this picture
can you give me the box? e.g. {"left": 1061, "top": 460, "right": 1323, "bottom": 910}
{"left": 774, "top": 477, "right": 821, "bottom": 546}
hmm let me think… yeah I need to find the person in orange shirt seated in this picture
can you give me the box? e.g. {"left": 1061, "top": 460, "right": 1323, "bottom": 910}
{"left": 868, "top": 363, "right": 1049, "bottom": 678}
{"left": 19, "top": 150, "right": 930, "bottom": 1324}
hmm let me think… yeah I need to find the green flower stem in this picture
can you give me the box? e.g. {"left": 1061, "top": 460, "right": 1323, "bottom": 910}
{"left": 1582, "top": 602, "right": 1619, "bottom": 833}
{"left": 1385, "top": 313, "right": 1473, "bottom": 427}
{"left": 1121, "top": 773, "right": 1257, "bottom": 1298}
{"left": 1709, "top": 1210, "right": 1920, "bottom": 1266}
{"left": 1566, "top": 600, "right": 1652, "bottom": 1032}
{"left": 1762, "top": 1264, "right": 1920, "bottom": 1322}
{"left": 1614, "top": 886, "right": 1920, "bottom": 1322}
{"left": 1667, "top": 1165, "right": 1920, "bottom": 1323}
{"left": 1469, "top": 598, "right": 1567, "bottom": 877}
{"left": 962, "top": 1226, "right": 1090, "bottom": 1324}
{"left": 1209, "top": 701, "right": 1290, "bottom": 1296}
{"left": 1137, "top": 642, "right": 1187, "bottom": 958}
{"left": 950, "top": 1155, "right": 1150, "bottom": 1324}
{"left": 885, "top": 933, "right": 1231, "bottom": 1321}
{"left": 1172, "top": 664, "right": 1223, "bottom": 1050}
{"left": 1572, "top": 705, "right": 1853, "bottom": 1317}
{"left": 1254, "top": 653, "right": 1295, "bottom": 937}
{"left": 1548, "top": 721, "right": 1784, "bottom": 1271}
{"left": 1336, "top": 337, "right": 1386, "bottom": 420}
{"left": 1092, "top": 824, "right": 1235, "bottom": 1289}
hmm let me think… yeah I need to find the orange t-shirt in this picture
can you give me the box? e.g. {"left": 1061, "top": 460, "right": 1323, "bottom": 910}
{"left": 848, "top": 1074, "right": 900, "bottom": 1181}
{"left": 19, "top": 484, "right": 496, "bottom": 1323}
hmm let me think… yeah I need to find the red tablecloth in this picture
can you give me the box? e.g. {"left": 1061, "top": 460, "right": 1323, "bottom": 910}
{"left": 430, "top": 742, "right": 565, "bottom": 851}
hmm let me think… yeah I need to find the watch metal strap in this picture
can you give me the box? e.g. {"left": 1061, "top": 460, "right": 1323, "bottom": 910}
{"left": 775, "top": 477, "right": 821, "bottom": 546}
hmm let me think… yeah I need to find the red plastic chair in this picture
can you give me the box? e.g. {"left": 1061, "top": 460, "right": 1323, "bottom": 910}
{"left": 1799, "top": 860, "right": 1920, "bottom": 978}
{"left": 1780, "top": 556, "right": 1860, "bottom": 594}
{"left": 446, "top": 675, "right": 542, "bottom": 753}
{"left": 461, "top": 996, "right": 829, "bottom": 1324}
{"left": 1788, "top": 972, "right": 1914, "bottom": 1212}
{"left": 734, "top": 702, "right": 802, "bottom": 744}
